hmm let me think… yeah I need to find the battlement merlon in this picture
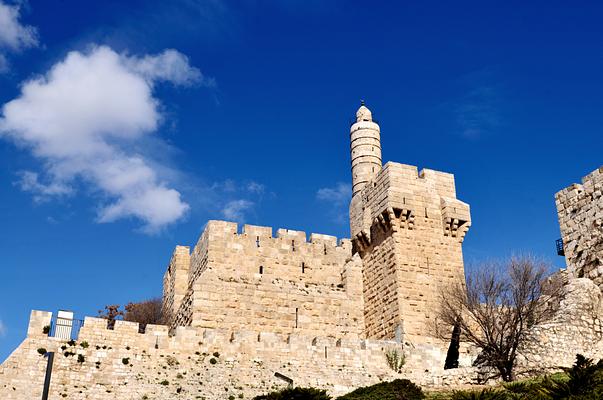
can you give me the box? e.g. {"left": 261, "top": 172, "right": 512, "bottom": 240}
{"left": 197, "top": 220, "right": 352, "bottom": 249}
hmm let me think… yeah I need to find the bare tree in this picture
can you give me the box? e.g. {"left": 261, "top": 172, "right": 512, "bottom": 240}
{"left": 98, "top": 304, "right": 124, "bottom": 329}
{"left": 124, "top": 297, "right": 165, "bottom": 330}
{"left": 435, "top": 256, "right": 562, "bottom": 381}
{"left": 99, "top": 297, "right": 166, "bottom": 332}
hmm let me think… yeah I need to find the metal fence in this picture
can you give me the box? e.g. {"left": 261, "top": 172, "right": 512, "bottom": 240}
{"left": 556, "top": 238, "right": 565, "bottom": 256}
{"left": 48, "top": 316, "right": 84, "bottom": 340}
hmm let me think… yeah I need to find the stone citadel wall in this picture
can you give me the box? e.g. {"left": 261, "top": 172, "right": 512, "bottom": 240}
{"left": 349, "top": 162, "right": 470, "bottom": 342}
{"left": 0, "top": 311, "right": 478, "bottom": 400}
{"left": 166, "top": 221, "right": 366, "bottom": 339}
{"left": 556, "top": 166, "right": 603, "bottom": 288}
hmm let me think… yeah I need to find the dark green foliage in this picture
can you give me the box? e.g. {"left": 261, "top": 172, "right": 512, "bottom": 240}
{"left": 77, "top": 354, "right": 85, "bottom": 363}
{"left": 42, "top": 325, "right": 50, "bottom": 334}
{"left": 444, "top": 324, "right": 461, "bottom": 370}
{"left": 37, "top": 348, "right": 47, "bottom": 355}
{"left": 337, "top": 379, "right": 424, "bottom": 400}
{"left": 209, "top": 357, "right": 217, "bottom": 365}
{"left": 253, "top": 387, "right": 331, "bottom": 400}
{"left": 450, "top": 354, "right": 603, "bottom": 400}
{"left": 80, "top": 341, "right": 89, "bottom": 349}
{"left": 122, "top": 357, "right": 130, "bottom": 365}
{"left": 451, "top": 389, "right": 508, "bottom": 400}
{"left": 540, "top": 354, "right": 603, "bottom": 399}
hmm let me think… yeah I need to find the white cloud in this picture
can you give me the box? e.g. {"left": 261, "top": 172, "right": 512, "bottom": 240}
{"left": 316, "top": 182, "right": 351, "bottom": 224}
{"left": 316, "top": 182, "right": 351, "bottom": 205}
{"left": 246, "top": 181, "right": 265, "bottom": 195}
{"left": 16, "top": 170, "right": 73, "bottom": 202}
{"left": 0, "top": 45, "right": 209, "bottom": 232}
{"left": 0, "top": 1, "right": 38, "bottom": 71}
{"left": 126, "top": 49, "right": 209, "bottom": 87}
{"left": 221, "top": 199, "right": 254, "bottom": 221}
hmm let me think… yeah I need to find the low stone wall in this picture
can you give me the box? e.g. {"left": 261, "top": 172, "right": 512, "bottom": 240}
{"left": 0, "top": 311, "right": 478, "bottom": 400}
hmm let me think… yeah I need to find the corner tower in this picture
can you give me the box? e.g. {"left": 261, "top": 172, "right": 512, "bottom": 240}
{"left": 350, "top": 102, "right": 382, "bottom": 197}
{"left": 349, "top": 103, "right": 471, "bottom": 344}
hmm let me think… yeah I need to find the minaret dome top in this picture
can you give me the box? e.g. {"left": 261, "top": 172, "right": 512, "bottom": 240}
{"left": 356, "top": 102, "right": 373, "bottom": 122}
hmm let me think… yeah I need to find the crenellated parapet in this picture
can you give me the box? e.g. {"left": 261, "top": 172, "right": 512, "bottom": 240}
{"left": 10, "top": 309, "right": 478, "bottom": 399}
{"left": 350, "top": 162, "right": 471, "bottom": 253}
{"left": 164, "top": 220, "right": 363, "bottom": 339}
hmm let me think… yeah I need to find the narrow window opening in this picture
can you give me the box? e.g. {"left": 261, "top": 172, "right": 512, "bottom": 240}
{"left": 256, "top": 236, "right": 260, "bottom": 247}
{"left": 292, "top": 240, "right": 295, "bottom": 251}
{"left": 301, "top": 262, "right": 305, "bottom": 273}
{"left": 424, "top": 207, "right": 428, "bottom": 218}
{"left": 324, "top": 346, "right": 328, "bottom": 359}
{"left": 259, "top": 265, "right": 264, "bottom": 274}
{"left": 295, "top": 308, "right": 299, "bottom": 328}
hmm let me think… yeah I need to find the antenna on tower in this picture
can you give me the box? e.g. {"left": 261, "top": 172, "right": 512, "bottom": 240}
{"left": 360, "top": 99, "right": 365, "bottom": 106}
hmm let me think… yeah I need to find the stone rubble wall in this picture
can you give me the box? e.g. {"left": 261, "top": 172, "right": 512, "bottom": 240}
{"left": 556, "top": 166, "right": 603, "bottom": 288}
{"left": 0, "top": 311, "right": 478, "bottom": 400}
{"left": 517, "top": 276, "right": 603, "bottom": 372}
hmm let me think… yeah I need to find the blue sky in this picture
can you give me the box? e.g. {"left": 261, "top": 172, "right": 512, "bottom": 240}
{"left": 1, "top": 0, "right": 602, "bottom": 361}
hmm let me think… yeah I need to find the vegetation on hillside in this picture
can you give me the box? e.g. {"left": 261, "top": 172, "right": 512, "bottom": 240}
{"left": 254, "top": 355, "right": 603, "bottom": 400}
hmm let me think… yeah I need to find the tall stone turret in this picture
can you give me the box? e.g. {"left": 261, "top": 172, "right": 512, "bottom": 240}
{"left": 349, "top": 104, "right": 471, "bottom": 344}
{"left": 350, "top": 102, "right": 382, "bottom": 197}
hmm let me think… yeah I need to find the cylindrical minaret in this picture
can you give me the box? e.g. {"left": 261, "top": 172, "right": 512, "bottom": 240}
{"left": 350, "top": 102, "right": 382, "bottom": 197}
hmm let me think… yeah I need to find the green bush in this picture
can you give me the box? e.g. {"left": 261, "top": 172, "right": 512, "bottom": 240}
{"left": 451, "top": 389, "right": 507, "bottom": 400}
{"left": 37, "top": 348, "right": 47, "bottom": 355}
{"left": 337, "top": 379, "right": 424, "bottom": 400}
{"left": 540, "top": 354, "right": 603, "bottom": 399}
{"left": 80, "top": 341, "right": 89, "bottom": 349}
{"left": 253, "top": 387, "right": 331, "bottom": 400}
{"left": 449, "top": 354, "right": 603, "bottom": 400}
{"left": 385, "top": 348, "right": 405, "bottom": 373}
{"left": 77, "top": 354, "right": 85, "bottom": 363}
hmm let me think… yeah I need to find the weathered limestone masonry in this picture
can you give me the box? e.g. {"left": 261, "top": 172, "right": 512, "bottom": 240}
{"left": 556, "top": 166, "right": 603, "bottom": 288}
{"left": 0, "top": 103, "right": 482, "bottom": 399}
{"left": 513, "top": 167, "right": 603, "bottom": 374}
{"left": 349, "top": 104, "right": 471, "bottom": 343}
{"left": 0, "top": 311, "right": 477, "bottom": 399}
{"left": 167, "top": 220, "right": 365, "bottom": 338}
{"left": 517, "top": 273, "right": 603, "bottom": 372}
{"left": 162, "top": 245, "right": 190, "bottom": 326}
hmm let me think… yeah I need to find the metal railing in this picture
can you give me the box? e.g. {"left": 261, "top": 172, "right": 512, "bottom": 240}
{"left": 48, "top": 316, "right": 84, "bottom": 340}
{"left": 556, "top": 238, "right": 565, "bottom": 256}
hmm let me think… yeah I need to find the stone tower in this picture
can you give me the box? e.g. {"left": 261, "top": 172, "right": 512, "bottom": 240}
{"left": 351, "top": 101, "right": 383, "bottom": 196}
{"left": 349, "top": 103, "right": 471, "bottom": 343}
{"left": 556, "top": 166, "right": 603, "bottom": 289}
